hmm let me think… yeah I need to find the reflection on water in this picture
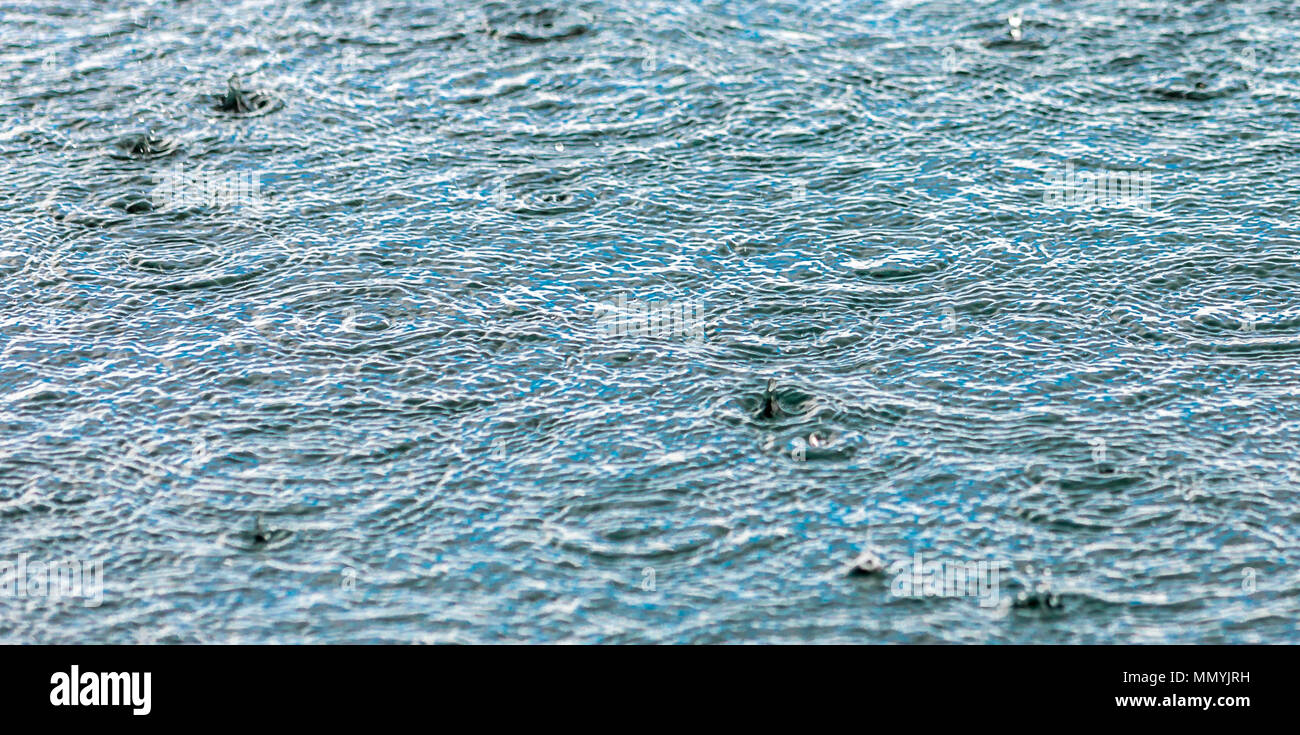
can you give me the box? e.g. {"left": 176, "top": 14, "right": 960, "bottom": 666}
{"left": 1, "top": 0, "right": 1298, "bottom": 643}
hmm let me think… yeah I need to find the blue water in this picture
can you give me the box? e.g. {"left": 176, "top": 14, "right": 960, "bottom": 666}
{"left": 1, "top": 0, "right": 1298, "bottom": 643}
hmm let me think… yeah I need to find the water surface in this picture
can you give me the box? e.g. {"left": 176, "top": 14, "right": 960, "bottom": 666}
{"left": 1, "top": 0, "right": 1298, "bottom": 643}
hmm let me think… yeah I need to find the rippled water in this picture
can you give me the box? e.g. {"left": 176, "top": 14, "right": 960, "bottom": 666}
{"left": 2, "top": 0, "right": 1299, "bottom": 643}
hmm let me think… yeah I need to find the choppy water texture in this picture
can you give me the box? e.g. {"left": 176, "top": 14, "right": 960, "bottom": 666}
{"left": 2, "top": 0, "right": 1299, "bottom": 643}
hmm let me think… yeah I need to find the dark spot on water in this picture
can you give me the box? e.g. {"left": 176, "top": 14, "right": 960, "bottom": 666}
{"left": 486, "top": 7, "right": 589, "bottom": 43}
{"left": 535, "top": 192, "right": 573, "bottom": 205}
{"left": 111, "top": 132, "right": 179, "bottom": 159}
{"left": 123, "top": 198, "right": 153, "bottom": 214}
{"left": 499, "top": 188, "right": 595, "bottom": 215}
{"left": 754, "top": 378, "right": 782, "bottom": 421}
{"left": 1148, "top": 73, "right": 1247, "bottom": 101}
{"left": 243, "top": 514, "right": 291, "bottom": 549}
{"left": 984, "top": 36, "right": 1047, "bottom": 50}
{"left": 213, "top": 74, "right": 282, "bottom": 116}
{"left": 1013, "top": 591, "right": 1065, "bottom": 610}
{"left": 847, "top": 549, "right": 886, "bottom": 576}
